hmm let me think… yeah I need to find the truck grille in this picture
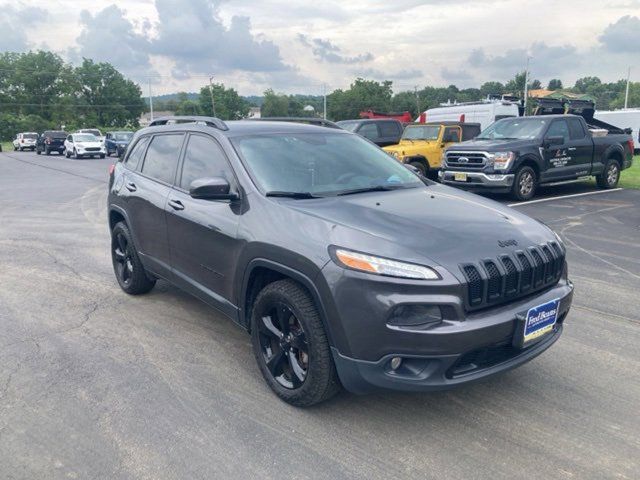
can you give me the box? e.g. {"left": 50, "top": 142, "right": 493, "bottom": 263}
{"left": 445, "top": 151, "right": 487, "bottom": 170}
{"left": 460, "top": 242, "right": 565, "bottom": 310}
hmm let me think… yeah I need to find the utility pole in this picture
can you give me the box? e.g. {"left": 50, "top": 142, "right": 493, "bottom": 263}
{"left": 624, "top": 67, "right": 631, "bottom": 109}
{"left": 523, "top": 56, "right": 531, "bottom": 115}
{"left": 323, "top": 83, "right": 327, "bottom": 120}
{"left": 209, "top": 76, "right": 217, "bottom": 117}
{"left": 414, "top": 85, "right": 420, "bottom": 116}
{"left": 148, "top": 78, "right": 154, "bottom": 121}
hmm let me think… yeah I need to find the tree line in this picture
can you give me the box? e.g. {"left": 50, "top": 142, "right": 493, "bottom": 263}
{"left": 0, "top": 51, "right": 145, "bottom": 140}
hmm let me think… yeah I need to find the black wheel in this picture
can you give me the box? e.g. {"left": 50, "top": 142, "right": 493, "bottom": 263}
{"left": 36, "top": 148, "right": 41, "bottom": 155}
{"left": 44, "top": 146, "right": 50, "bottom": 155}
{"left": 73, "top": 148, "right": 80, "bottom": 159}
{"left": 596, "top": 158, "right": 620, "bottom": 189}
{"left": 409, "top": 161, "right": 427, "bottom": 176}
{"left": 111, "top": 222, "right": 156, "bottom": 295}
{"left": 100, "top": 154, "right": 105, "bottom": 159}
{"left": 511, "top": 166, "right": 537, "bottom": 201}
{"left": 251, "top": 279, "right": 340, "bottom": 407}
{"left": 65, "top": 149, "right": 70, "bottom": 158}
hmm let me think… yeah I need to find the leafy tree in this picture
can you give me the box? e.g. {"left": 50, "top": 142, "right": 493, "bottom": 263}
{"left": 505, "top": 72, "right": 541, "bottom": 97}
{"left": 198, "top": 83, "right": 250, "bottom": 120}
{"left": 479, "top": 81, "right": 505, "bottom": 97}
{"left": 547, "top": 79, "right": 563, "bottom": 90}
{"left": 573, "top": 76, "right": 602, "bottom": 94}
{"left": 327, "top": 78, "right": 393, "bottom": 120}
{"left": 261, "top": 89, "right": 290, "bottom": 117}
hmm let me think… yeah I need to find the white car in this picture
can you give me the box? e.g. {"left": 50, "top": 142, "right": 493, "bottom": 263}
{"left": 76, "top": 128, "right": 105, "bottom": 144}
{"left": 13, "top": 132, "right": 38, "bottom": 151}
{"left": 64, "top": 133, "right": 106, "bottom": 159}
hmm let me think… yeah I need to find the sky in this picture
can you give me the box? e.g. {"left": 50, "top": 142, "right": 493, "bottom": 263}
{"left": 1, "top": 0, "right": 639, "bottom": 96}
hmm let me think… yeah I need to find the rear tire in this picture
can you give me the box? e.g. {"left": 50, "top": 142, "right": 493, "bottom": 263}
{"left": 596, "top": 158, "right": 620, "bottom": 189}
{"left": 65, "top": 149, "right": 70, "bottom": 158}
{"left": 36, "top": 148, "right": 41, "bottom": 155}
{"left": 511, "top": 166, "right": 537, "bottom": 201}
{"left": 111, "top": 222, "right": 156, "bottom": 295}
{"left": 251, "top": 279, "right": 341, "bottom": 407}
{"left": 44, "top": 146, "right": 50, "bottom": 155}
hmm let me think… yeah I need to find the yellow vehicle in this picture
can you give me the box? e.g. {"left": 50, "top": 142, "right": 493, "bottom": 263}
{"left": 383, "top": 122, "right": 481, "bottom": 176}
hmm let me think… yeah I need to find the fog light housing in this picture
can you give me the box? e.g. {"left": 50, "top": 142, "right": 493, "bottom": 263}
{"left": 387, "top": 304, "right": 442, "bottom": 328}
{"left": 390, "top": 357, "right": 402, "bottom": 370}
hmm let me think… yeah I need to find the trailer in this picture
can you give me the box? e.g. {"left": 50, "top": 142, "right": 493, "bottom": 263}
{"left": 594, "top": 109, "right": 640, "bottom": 153}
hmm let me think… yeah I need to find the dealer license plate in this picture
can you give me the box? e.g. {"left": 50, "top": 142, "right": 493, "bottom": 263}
{"left": 523, "top": 299, "right": 559, "bottom": 344}
{"left": 454, "top": 172, "right": 467, "bottom": 182}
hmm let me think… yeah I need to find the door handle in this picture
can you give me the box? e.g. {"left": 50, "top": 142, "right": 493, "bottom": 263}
{"left": 568, "top": 147, "right": 577, "bottom": 151}
{"left": 168, "top": 199, "right": 185, "bottom": 211}
{"left": 125, "top": 182, "right": 137, "bottom": 192}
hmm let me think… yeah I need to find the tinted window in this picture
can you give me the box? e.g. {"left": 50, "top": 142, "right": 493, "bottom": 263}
{"left": 443, "top": 127, "right": 461, "bottom": 143}
{"left": 180, "top": 135, "right": 232, "bottom": 190}
{"left": 141, "top": 134, "right": 183, "bottom": 183}
{"left": 125, "top": 137, "right": 150, "bottom": 170}
{"left": 567, "top": 118, "right": 585, "bottom": 139}
{"left": 379, "top": 121, "right": 399, "bottom": 137}
{"left": 358, "top": 123, "right": 379, "bottom": 140}
{"left": 547, "top": 120, "right": 570, "bottom": 143}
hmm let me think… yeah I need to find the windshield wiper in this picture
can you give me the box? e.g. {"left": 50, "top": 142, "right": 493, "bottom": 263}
{"left": 336, "top": 185, "right": 409, "bottom": 196}
{"left": 265, "top": 191, "right": 320, "bottom": 199}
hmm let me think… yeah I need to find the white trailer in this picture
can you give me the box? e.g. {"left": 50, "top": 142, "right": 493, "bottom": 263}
{"left": 593, "top": 109, "right": 640, "bottom": 152}
{"left": 419, "top": 99, "right": 521, "bottom": 131}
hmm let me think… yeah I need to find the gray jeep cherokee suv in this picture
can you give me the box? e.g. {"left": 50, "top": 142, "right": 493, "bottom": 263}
{"left": 107, "top": 116, "right": 574, "bottom": 406}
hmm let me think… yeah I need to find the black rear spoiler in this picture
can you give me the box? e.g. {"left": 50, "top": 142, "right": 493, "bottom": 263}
{"left": 532, "top": 99, "right": 631, "bottom": 135}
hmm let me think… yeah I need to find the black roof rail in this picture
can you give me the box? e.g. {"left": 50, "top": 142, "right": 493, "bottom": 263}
{"left": 247, "top": 117, "right": 342, "bottom": 129}
{"left": 148, "top": 116, "right": 229, "bottom": 131}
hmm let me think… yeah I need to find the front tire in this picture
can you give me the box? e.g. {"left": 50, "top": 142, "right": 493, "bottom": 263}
{"left": 36, "top": 148, "right": 41, "bottom": 155}
{"left": 44, "top": 146, "right": 50, "bottom": 155}
{"left": 596, "top": 158, "right": 620, "bottom": 189}
{"left": 511, "top": 166, "right": 537, "bottom": 201}
{"left": 409, "top": 161, "right": 427, "bottom": 177}
{"left": 251, "top": 279, "right": 341, "bottom": 407}
{"left": 111, "top": 222, "right": 156, "bottom": 295}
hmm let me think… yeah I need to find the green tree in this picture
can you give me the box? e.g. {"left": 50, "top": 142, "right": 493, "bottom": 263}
{"left": 573, "top": 76, "right": 601, "bottom": 94}
{"left": 327, "top": 78, "right": 393, "bottom": 120}
{"left": 261, "top": 89, "right": 290, "bottom": 117}
{"left": 198, "top": 83, "right": 250, "bottom": 120}
{"left": 479, "top": 81, "right": 505, "bottom": 97}
{"left": 506, "top": 72, "right": 541, "bottom": 97}
{"left": 547, "top": 79, "right": 563, "bottom": 90}
{"left": 174, "top": 92, "right": 201, "bottom": 115}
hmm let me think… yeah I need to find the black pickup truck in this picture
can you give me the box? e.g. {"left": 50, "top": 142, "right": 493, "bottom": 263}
{"left": 35, "top": 130, "right": 67, "bottom": 155}
{"left": 440, "top": 100, "right": 634, "bottom": 200}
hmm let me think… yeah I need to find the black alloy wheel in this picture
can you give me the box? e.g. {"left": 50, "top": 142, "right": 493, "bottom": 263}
{"left": 112, "top": 230, "right": 135, "bottom": 288}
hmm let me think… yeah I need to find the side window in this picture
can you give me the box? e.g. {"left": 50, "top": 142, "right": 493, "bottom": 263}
{"left": 358, "top": 123, "right": 379, "bottom": 140}
{"left": 67, "top": 135, "right": 72, "bottom": 142}
{"left": 567, "top": 118, "right": 585, "bottom": 140}
{"left": 547, "top": 120, "right": 570, "bottom": 143}
{"left": 124, "top": 136, "right": 150, "bottom": 171}
{"left": 141, "top": 134, "right": 184, "bottom": 184}
{"left": 179, "top": 135, "right": 233, "bottom": 190}
{"left": 379, "top": 121, "right": 399, "bottom": 137}
{"left": 443, "top": 127, "right": 461, "bottom": 143}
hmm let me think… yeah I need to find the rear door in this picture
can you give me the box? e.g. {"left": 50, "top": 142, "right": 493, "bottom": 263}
{"left": 165, "top": 133, "right": 241, "bottom": 317}
{"left": 124, "top": 133, "right": 185, "bottom": 275}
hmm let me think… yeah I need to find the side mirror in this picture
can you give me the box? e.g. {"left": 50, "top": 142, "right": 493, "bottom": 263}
{"left": 544, "top": 136, "right": 564, "bottom": 147}
{"left": 189, "top": 177, "right": 238, "bottom": 200}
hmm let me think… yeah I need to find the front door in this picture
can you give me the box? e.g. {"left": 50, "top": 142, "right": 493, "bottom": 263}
{"left": 166, "top": 133, "right": 241, "bottom": 317}
{"left": 542, "top": 118, "right": 593, "bottom": 181}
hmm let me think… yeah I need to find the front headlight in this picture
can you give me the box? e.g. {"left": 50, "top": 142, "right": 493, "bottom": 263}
{"left": 333, "top": 248, "right": 440, "bottom": 280}
{"left": 488, "top": 151, "right": 515, "bottom": 171}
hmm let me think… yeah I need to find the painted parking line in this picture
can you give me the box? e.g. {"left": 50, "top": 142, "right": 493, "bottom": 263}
{"left": 507, "top": 188, "right": 623, "bottom": 207}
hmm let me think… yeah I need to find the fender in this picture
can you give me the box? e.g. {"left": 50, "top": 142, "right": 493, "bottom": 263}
{"left": 239, "top": 258, "right": 338, "bottom": 348}
{"left": 513, "top": 152, "right": 544, "bottom": 174}
{"left": 598, "top": 143, "right": 625, "bottom": 172}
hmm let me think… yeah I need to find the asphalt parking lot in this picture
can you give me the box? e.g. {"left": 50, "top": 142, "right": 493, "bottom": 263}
{"left": 0, "top": 149, "right": 638, "bottom": 480}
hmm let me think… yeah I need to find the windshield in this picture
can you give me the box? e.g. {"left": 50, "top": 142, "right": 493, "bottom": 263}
{"left": 232, "top": 132, "right": 422, "bottom": 196}
{"left": 74, "top": 134, "right": 98, "bottom": 142}
{"left": 402, "top": 125, "right": 440, "bottom": 141}
{"left": 477, "top": 118, "right": 548, "bottom": 140}
{"left": 113, "top": 132, "right": 133, "bottom": 141}
{"left": 45, "top": 131, "right": 67, "bottom": 138}
{"left": 335, "top": 121, "right": 359, "bottom": 132}
{"left": 81, "top": 129, "right": 101, "bottom": 137}
{"left": 24, "top": 133, "right": 38, "bottom": 139}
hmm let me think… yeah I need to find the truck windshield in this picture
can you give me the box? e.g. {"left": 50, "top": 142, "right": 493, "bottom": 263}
{"left": 477, "top": 118, "right": 549, "bottom": 140}
{"left": 335, "top": 121, "right": 359, "bottom": 132}
{"left": 74, "top": 134, "right": 98, "bottom": 142}
{"left": 113, "top": 132, "right": 133, "bottom": 141}
{"left": 232, "top": 132, "right": 422, "bottom": 196}
{"left": 402, "top": 125, "right": 440, "bottom": 141}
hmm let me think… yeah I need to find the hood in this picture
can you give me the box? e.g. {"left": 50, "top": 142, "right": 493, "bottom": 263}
{"left": 283, "top": 184, "right": 554, "bottom": 279}
{"left": 447, "top": 138, "right": 536, "bottom": 151}
{"left": 75, "top": 141, "right": 103, "bottom": 148}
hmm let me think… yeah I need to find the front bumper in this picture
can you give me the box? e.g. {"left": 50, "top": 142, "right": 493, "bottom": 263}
{"left": 321, "top": 263, "right": 573, "bottom": 394}
{"left": 440, "top": 170, "right": 514, "bottom": 192}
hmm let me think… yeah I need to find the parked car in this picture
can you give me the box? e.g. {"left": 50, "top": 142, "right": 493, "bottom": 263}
{"left": 76, "top": 128, "right": 105, "bottom": 144}
{"left": 13, "top": 132, "right": 38, "bottom": 151}
{"left": 108, "top": 115, "right": 573, "bottom": 406}
{"left": 64, "top": 133, "right": 106, "bottom": 159}
{"left": 419, "top": 97, "right": 522, "bottom": 131}
{"left": 440, "top": 114, "right": 634, "bottom": 200}
{"left": 36, "top": 130, "right": 67, "bottom": 155}
{"left": 384, "top": 122, "right": 481, "bottom": 177}
{"left": 335, "top": 118, "right": 403, "bottom": 147}
{"left": 105, "top": 131, "right": 134, "bottom": 157}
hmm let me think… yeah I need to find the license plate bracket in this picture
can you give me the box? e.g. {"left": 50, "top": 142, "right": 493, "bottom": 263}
{"left": 514, "top": 299, "right": 560, "bottom": 348}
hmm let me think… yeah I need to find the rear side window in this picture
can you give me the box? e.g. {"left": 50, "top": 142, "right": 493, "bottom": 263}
{"left": 125, "top": 137, "right": 150, "bottom": 170}
{"left": 141, "top": 134, "right": 184, "bottom": 184}
{"left": 179, "top": 135, "right": 233, "bottom": 190}
{"left": 567, "top": 118, "right": 586, "bottom": 139}
{"left": 358, "top": 123, "right": 379, "bottom": 140}
{"left": 379, "top": 121, "right": 399, "bottom": 137}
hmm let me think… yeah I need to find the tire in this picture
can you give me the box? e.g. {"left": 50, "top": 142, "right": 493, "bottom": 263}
{"left": 100, "top": 154, "right": 105, "bottom": 159}
{"left": 111, "top": 222, "right": 156, "bottom": 295}
{"left": 36, "top": 148, "right": 41, "bottom": 155}
{"left": 511, "top": 165, "right": 537, "bottom": 201}
{"left": 44, "top": 146, "right": 50, "bottom": 156}
{"left": 409, "top": 160, "right": 427, "bottom": 177}
{"left": 250, "top": 279, "right": 341, "bottom": 407}
{"left": 65, "top": 149, "right": 70, "bottom": 158}
{"left": 13, "top": 145, "right": 18, "bottom": 151}
{"left": 73, "top": 149, "right": 80, "bottom": 159}
{"left": 596, "top": 158, "right": 620, "bottom": 189}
